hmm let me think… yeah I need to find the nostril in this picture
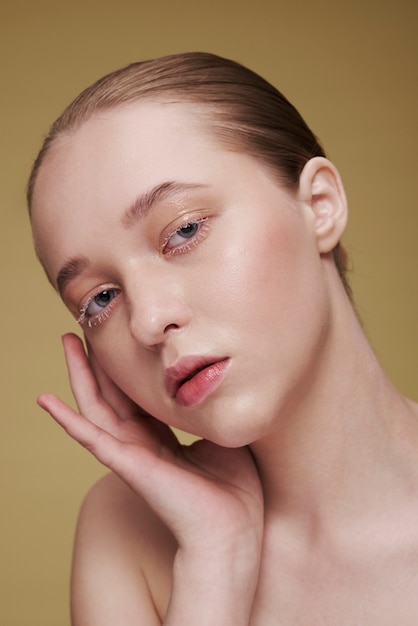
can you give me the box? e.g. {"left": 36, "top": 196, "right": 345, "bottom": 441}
{"left": 164, "top": 323, "right": 180, "bottom": 333}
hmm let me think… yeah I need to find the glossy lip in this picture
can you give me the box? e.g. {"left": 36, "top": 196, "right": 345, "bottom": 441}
{"left": 165, "top": 355, "right": 230, "bottom": 407}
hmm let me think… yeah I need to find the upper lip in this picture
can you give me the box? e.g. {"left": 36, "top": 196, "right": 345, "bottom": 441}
{"left": 164, "top": 355, "right": 227, "bottom": 398}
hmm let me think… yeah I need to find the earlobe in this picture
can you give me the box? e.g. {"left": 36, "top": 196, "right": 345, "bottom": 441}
{"left": 298, "top": 157, "right": 348, "bottom": 253}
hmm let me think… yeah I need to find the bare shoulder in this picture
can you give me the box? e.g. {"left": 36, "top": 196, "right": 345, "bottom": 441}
{"left": 71, "top": 472, "right": 176, "bottom": 625}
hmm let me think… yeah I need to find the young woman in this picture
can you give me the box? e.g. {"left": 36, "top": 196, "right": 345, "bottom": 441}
{"left": 28, "top": 52, "right": 418, "bottom": 625}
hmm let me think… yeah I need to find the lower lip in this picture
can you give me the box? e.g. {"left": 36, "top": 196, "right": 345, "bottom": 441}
{"left": 175, "top": 359, "right": 230, "bottom": 407}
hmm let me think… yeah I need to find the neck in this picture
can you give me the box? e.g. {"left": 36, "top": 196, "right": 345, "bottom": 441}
{"left": 250, "top": 292, "right": 418, "bottom": 535}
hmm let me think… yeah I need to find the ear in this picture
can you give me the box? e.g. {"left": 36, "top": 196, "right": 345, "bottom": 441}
{"left": 298, "top": 157, "right": 348, "bottom": 253}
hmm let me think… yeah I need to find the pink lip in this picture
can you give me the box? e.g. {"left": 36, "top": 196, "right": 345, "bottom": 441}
{"left": 165, "top": 355, "right": 230, "bottom": 407}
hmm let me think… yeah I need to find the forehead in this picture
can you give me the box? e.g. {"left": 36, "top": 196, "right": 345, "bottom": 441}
{"left": 30, "top": 101, "right": 253, "bottom": 280}
{"left": 35, "top": 100, "right": 216, "bottom": 191}
{"left": 31, "top": 103, "right": 218, "bottom": 232}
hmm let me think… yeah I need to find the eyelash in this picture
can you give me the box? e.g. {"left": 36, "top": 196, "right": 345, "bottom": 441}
{"left": 163, "top": 217, "right": 209, "bottom": 255}
{"left": 77, "top": 287, "right": 121, "bottom": 328}
{"left": 76, "top": 218, "right": 209, "bottom": 329}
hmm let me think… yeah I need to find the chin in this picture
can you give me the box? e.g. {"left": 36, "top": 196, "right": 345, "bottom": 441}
{"left": 191, "top": 400, "right": 278, "bottom": 449}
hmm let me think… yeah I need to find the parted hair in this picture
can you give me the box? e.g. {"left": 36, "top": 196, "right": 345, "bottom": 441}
{"left": 27, "top": 51, "right": 351, "bottom": 296}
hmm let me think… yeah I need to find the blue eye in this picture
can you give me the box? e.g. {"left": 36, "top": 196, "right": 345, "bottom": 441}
{"left": 77, "top": 288, "right": 120, "bottom": 327}
{"left": 176, "top": 222, "right": 199, "bottom": 238}
{"left": 168, "top": 222, "right": 200, "bottom": 247}
{"left": 86, "top": 289, "right": 118, "bottom": 316}
{"left": 165, "top": 218, "right": 208, "bottom": 253}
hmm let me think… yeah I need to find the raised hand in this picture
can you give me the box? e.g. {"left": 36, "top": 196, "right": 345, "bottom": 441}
{"left": 38, "top": 334, "right": 264, "bottom": 585}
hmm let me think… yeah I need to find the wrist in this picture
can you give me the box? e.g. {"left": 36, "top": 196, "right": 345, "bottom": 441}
{"left": 164, "top": 544, "right": 260, "bottom": 626}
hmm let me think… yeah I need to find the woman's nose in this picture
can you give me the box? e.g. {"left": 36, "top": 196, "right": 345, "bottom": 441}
{"left": 126, "top": 267, "right": 192, "bottom": 350}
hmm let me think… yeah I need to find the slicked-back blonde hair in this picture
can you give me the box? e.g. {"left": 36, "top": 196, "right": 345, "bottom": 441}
{"left": 28, "top": 51, "right": 351, "bottom": 297}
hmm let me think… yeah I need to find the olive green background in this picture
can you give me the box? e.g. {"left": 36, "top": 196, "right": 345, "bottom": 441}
{"left": 1, "top": 1, "right": 416, "bottom": 624}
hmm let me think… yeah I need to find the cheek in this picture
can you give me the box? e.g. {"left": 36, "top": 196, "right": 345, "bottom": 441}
{"left": 88, "top": 333, "right": 153, "bottom": 402}
{"left": 207, "top": 211, "right": 314, "bottom": 325}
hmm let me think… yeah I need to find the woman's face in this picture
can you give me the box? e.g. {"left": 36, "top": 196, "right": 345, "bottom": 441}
{"left": 32, "top": 102, "right": 331, "bottom": 446}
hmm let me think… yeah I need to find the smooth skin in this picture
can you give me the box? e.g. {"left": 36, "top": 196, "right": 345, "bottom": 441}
{"left": 32, "top": 102, "right": 418, "bottom": 624}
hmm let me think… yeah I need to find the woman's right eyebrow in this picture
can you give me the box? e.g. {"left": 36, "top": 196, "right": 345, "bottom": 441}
{"left": 56, "top": 257, "right": 89, "bottom": 299}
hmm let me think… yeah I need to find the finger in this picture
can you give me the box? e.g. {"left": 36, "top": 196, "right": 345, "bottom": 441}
{"left": 38, "top": 393, "right": 117, "bottom": 463}
{"left": 62, "top": 333, "right": 98, "bottom": 407}
{"left": 37, "top": 393, "right": 180, "bottom": 506}
{"left": 68, "top": 339, "right": 179, "bottom": 457}
{"left": 37, "top": 393, "right": 153, "bottom": 480}
{"left": 61, "top": 333, "right": 122, "bottom": 434}
{"left": 38, "top": 395, "right": 260, "bottom": 546}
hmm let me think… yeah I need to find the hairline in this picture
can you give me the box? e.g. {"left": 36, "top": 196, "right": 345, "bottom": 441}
{"left": 28, "top": 95, "right": 293, "bottom": 214}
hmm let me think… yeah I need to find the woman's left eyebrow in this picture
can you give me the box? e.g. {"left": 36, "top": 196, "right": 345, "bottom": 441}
{"left": 122, "top": 181, "right": 208, "bottom": 228}
{"left": 55, "top": 182, "right": 208, "bottom": 298}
